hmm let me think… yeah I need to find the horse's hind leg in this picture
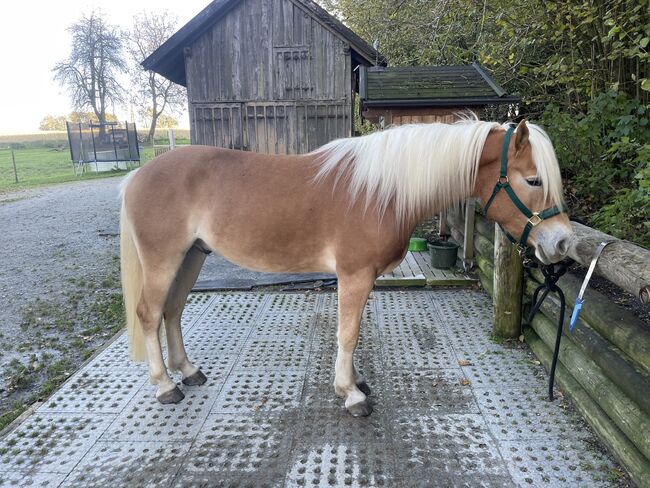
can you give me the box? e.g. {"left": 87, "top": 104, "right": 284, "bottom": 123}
{"left": 164, "top": 246, "right": 208, "bottom": 386}
{"left": 334, "top": 269, "right": 376, "bottom": 417}
{"left": 138, "top": 261, "right": 186, "bottom": 404}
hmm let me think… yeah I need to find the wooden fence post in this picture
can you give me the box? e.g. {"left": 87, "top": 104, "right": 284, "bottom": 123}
{"left": 168, "top": 128, "right": 176, "bottom": 149}
{"left": 11, "top": 150, "right": 18, "bottom": 183}
{"left": 462, "top": 199, "right": 476, "bottom": 270}
{"left": 493, "top": 224, "right": 523, "bottom": 337}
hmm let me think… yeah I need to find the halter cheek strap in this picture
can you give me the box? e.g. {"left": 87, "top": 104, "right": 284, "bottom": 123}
{"left": 483, "top": 126, "right": 567, "bottom": 251}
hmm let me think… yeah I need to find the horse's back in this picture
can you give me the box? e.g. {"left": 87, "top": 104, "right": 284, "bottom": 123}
{"left": 123, "top": 146, "right": 340, "bottom": 272}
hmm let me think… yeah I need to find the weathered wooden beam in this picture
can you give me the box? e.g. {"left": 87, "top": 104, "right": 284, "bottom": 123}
{"left": 492, "top": 225, "right": 523, "bottom": 338}
{"left": 568, "top": 222, "right": 650, "bottom": 305}
{"left": 449, "top": 227, "right": 464, "bottom": 249}
{"left": 439, "top": 209, "right": 448, "bottom": 237}
{"left": 525, "top": 278, "right": 650, "bottom": 416}
{"left": 530, "top": 312, "right": 650, "bottom": 462}
{"left": 476, "top": 267, "right": 493, "bottom": 296}
{"left": 525, "top": 328, "right": 650, "bottom": 488}
{"left": 462, "top": 200, "right": 476, "bottom": 268}
{"left": 475, "top": 253, "right": 494, "bottom": 282}
{"left": 474, "top": 232, "right": 495, "bottom": 262}
{"left": 474, "top": 212, "right": 495, "bottom": 243}
{"left": 446, "top": 207, "right": 464, "bottom": 231}
{"left": 527, "top": 269, "right": 650, "bottom": 375}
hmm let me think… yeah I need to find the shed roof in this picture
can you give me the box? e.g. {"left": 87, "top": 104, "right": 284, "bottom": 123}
{"left": 360, "top": 63, "right": 520, "bottom": 108}
{"left": 142, "top": 0, "right": 386, "bottom": 86}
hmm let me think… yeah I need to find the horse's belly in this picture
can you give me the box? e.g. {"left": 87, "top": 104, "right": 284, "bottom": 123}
{"left": 206, "top": 238, "right": 337, "bottom": 275}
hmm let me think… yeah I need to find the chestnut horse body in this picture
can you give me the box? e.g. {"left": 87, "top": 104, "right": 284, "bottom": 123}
{"left": 120, "top": 119, "right": 573, "bottom": 416}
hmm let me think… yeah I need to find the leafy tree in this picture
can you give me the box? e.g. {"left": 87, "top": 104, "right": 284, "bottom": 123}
{"left": 39, "top": 112, "right": 119, "bottom": 131}
{"left": 67, "top": 111, "right": 118, "bottom": 124}
{"left": 127, "top": 11, "right": 185, "bottom": 142}
{"left": 323, "top": 0, "right": 650, "bottom": 246}
{"left": 153, "top": 112, "right": 179, "bottom": 129}
{"left": 53, "top": 11, "right": 127, "bottom": 126}
{"left": 39, "top": 115, "right": 67, "bottom": 131}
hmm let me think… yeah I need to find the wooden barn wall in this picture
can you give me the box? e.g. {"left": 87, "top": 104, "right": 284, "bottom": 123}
{"left": 362, "top": 107, "right": 481, "bottom": 126}
{"left": 185, "top": 0, "right": 352, "bottom": 153}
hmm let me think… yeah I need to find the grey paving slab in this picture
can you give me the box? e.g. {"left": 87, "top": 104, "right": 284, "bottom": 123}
{"left": 61, "top": 441, "right": 190, "bottom": 488}
{"left": 197, "top": 251, "right": 475, "bottom": 291}
{"left": 0, "top": 290, "right": 621, "bottom": 487}
{"left": 195, "top": 253, "right": 334, "bottom": 290}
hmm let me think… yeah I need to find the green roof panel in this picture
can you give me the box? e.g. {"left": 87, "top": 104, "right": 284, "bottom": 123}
{"left": 361, "top": 63, "right": 519, "bottom": 107}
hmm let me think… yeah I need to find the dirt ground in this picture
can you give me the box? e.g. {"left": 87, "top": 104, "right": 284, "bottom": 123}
{"left": 0, "top": 178, "right": 123, "bottom": 428}
{"left": 1, "top": 178, "right": 645, "bottom": 437}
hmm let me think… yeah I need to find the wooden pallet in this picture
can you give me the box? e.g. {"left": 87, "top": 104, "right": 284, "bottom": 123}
{"left": 375, "top": 251, "right": 477, "bottom": 287}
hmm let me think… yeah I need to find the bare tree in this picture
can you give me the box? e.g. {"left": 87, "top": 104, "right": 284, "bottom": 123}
{"left": 127, "top": 11, "right": 185, "bottom": 142}
{"left": 53, "top": 11, "right": 127, "bottom": 126}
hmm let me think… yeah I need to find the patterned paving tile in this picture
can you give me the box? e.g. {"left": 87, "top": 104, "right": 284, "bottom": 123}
{"left": 0, "top": 290, "right": 620, "bottom": 487}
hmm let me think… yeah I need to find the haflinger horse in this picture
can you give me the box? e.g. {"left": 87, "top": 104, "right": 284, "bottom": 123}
{"left": 120, "top": 118, "right": 573, "bottom": 417}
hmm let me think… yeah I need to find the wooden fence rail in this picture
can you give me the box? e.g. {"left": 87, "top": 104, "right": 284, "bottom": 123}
{"left": 445, "top": 206, "right": 650, "bottom": 488}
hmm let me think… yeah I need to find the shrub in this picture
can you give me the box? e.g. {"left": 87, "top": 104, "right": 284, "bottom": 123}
{"left": 540, "top": 92, "right": 650, "bottom": 248}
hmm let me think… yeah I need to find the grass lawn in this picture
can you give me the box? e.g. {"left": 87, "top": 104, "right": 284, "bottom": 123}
{"left": 0, "top": 147, "right": 158, "bottom": 194}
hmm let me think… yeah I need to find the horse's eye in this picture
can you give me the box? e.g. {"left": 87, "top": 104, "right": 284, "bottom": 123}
{"left": 526, "top": 178, "right": 542, "bottom": 187}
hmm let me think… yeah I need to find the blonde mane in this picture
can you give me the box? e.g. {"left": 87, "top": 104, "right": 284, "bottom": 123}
{"left": 312, "top": 119, "right": 564, "bottom": 222}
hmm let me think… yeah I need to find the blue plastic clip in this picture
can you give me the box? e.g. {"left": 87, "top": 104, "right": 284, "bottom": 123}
{"left": 569, "top": 297, "right": 583, "bottom": 332}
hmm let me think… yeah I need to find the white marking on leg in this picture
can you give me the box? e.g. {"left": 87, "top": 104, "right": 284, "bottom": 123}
{"left": 334, "top": 269, "right": 375, "bottom": 410}
{"left": 143, "top": 329, "right": 176, "bottom": 395}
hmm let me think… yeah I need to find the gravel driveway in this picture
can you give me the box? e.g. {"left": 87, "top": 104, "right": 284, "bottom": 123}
{"left": 0, "top": 178, "right": 123, "bottom": 422}
{"left": 0, "top": 175, "right": 330, "bottom": 426}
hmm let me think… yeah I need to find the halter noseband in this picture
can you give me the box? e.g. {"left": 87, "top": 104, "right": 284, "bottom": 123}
{"left": 482, "top": 126, "right": 567, "bottom": 254}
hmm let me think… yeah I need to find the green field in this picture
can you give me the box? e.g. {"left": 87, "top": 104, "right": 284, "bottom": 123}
{"left": 0, "top": 130, "right": 190, "bottom": 193}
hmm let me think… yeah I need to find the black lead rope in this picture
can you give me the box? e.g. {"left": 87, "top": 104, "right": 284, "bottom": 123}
{"left": 525, "top": 260, "right": 571, "bottom": 401}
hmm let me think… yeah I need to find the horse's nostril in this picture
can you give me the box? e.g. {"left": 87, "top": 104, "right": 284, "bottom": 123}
{"left": 557, "top": 238, "right": 569, "bottom": 255}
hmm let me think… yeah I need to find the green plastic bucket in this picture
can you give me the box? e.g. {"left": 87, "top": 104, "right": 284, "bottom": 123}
{"left": 408, "top": 237, "right": 429, "bottom": 252}
{"left": 428, "top": 241, "right": 459, "bottom": 269}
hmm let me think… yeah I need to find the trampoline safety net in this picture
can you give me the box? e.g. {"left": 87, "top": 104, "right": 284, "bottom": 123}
{"left": 67, "top": 121, "right": 140, "bottom": 163}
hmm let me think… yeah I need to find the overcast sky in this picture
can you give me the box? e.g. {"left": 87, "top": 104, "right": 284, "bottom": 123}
{"left": 0, "top": 0, "right": 209, "bottom": 134}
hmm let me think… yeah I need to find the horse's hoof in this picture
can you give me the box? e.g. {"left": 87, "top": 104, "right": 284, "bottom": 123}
{"left": 357, "top": 381, "right": 372, "bottom": 396}
{"left": 182, "top": 369, "right": 207, "bottom": 386}
{"left": 347, "top": 400, "right": 373, "bottom": 417}
{"left": 157, "top": 386, "right": 185, "bottom": 404}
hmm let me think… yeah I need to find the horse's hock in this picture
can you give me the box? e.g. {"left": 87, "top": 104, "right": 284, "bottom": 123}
{"left": 0, "top": 290, "right": 622, "bottom": 487}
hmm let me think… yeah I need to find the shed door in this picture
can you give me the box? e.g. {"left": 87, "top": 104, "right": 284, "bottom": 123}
{"left": 243, "top": 101, "right": 350, "bottom": 154}
{"left": 191, "top": 104, "right": 244, "bottom": 150}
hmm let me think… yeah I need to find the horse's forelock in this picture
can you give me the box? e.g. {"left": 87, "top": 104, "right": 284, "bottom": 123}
{"left": 525, "top": 124, "right": 564, "bottom": 207}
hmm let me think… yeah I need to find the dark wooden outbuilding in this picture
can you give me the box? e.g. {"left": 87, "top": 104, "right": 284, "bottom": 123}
{"left": 143, "top": 0, "right": 385, "bottom": 154}
{"left": 359, "top": 62, "right": 519, "bottom": 126}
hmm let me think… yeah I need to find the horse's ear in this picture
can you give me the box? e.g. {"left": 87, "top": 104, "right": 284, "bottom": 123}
{"left": 515, "top": 119, "right": 529, "bottom": 152}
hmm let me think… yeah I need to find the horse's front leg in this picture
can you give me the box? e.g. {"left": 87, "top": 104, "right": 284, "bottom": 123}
{"left": 334, "top": 269, "right": 376, "bottom": 417}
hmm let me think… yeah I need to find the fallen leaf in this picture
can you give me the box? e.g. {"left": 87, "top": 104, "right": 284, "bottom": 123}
{"left": 458, "top": 359, "right": 471, "bottom": 366}
{"left": 459, "top": 378, "right": 471, "bottom": 386}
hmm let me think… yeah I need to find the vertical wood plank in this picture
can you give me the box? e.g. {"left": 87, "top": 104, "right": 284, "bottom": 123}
{"left": 493, "top": 224, "right": 524, "bottom": 338}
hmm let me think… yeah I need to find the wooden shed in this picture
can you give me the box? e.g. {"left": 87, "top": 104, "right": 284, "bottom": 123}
{"left": 359, "top": 62, "right": 519, "bottom": 126}
{"left": 142, "top": 0, "right": 385, "bottom": 154}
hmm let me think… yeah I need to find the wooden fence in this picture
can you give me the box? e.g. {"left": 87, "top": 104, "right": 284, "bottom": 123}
{"left": 445, "top": 203, "right": 650, "bottom": 488}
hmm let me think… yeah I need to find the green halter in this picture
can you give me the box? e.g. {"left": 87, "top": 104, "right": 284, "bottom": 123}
{"left": 483, "top": 126, "right": 567, "bottom": 252}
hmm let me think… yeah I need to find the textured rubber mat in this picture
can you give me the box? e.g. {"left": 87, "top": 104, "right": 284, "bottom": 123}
{"left": 0, "top": 290, "right": 619, "bottom": 487}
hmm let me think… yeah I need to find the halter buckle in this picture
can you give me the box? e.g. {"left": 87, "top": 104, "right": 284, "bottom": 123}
{"left": 528, "top": 212, "right": 543, "bottom": 227}
{"left": 498, "top": 175, "right": 509, "bottom": 185}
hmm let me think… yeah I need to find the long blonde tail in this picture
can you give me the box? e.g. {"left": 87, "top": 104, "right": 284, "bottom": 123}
{"left": 120, "top": 192, "right": 147, "bottom": 361}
